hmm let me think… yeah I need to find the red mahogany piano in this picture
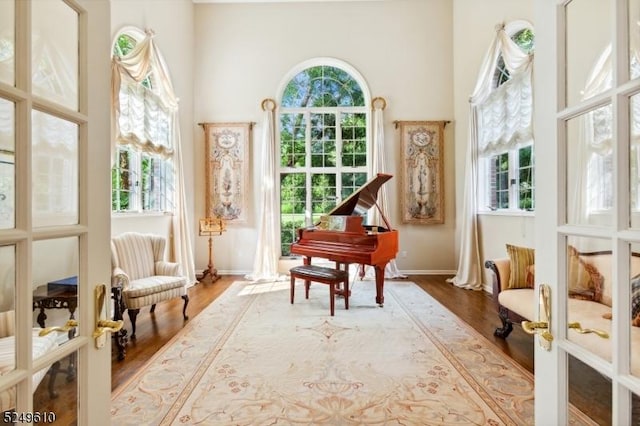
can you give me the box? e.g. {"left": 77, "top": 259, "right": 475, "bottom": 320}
{"left": 289, "top": 173, "right": 399, "bottom": 306}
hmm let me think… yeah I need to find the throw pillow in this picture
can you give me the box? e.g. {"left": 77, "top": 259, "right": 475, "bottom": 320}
{"left": 602, "top": 274, "right": 640, "bottom": 327}
{"left": 632, "top": 274, "right": 640, "bottom": 326}
{"left": 525, "top": 264, "right": 535, "bottom": 288}
{"left": 567, "top": 245, "right": 601, "bottom": 301}
{"left": 506, "top": 244, "right": 535, "bottom": 289}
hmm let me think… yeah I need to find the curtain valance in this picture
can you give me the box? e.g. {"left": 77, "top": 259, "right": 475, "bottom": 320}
{"left": 111, "top": 30, "right": 178, "bottom": 156}
{"left": 477, "top": 68, "right": 533, "bottom": 155}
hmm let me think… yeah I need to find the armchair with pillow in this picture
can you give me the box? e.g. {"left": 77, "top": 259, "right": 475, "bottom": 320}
{"left": 486, "top": 244, "right": 640, "bottom": 374}
{"left": 110, "top": 232, "right": 189, "bottom": 339}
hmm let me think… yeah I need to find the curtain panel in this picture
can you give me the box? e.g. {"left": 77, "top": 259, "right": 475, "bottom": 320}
{"left": 448, "top": 21, "right": 533, "bottom": 290}
{"left": 111, "top": 30, "right": 196, "bottom": 286}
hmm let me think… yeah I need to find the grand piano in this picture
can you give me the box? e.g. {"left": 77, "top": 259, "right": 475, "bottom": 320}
{"left": 289, "top": 173, "right": 399, "bottom": 306}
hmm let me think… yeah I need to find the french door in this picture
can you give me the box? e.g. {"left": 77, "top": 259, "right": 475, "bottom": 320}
{"left": 0, "top": 0, "right": 112, "bottom": 424}
{"left": 535, "top": 0, "right": 640, "bottom": 424}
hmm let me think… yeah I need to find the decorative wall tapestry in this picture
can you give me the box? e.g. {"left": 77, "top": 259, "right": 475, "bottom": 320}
{"left": 397, "top": 120, "right": 446, "bottom": 224}
{"left": 202, "top": 122, "right": 252, "bottom": 222}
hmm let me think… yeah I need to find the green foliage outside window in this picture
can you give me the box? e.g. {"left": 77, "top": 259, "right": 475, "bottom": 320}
{"left": 279, "top": 64, "right": 367, "bottom": 255}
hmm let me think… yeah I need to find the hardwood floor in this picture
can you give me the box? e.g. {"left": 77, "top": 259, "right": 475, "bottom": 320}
{"left": 32, "top": 274, "right": 611, "bottom": 424}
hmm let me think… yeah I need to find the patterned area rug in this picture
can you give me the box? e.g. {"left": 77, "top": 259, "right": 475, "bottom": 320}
{"left": 111, "top": 280, "right": 594, "bottom": 425}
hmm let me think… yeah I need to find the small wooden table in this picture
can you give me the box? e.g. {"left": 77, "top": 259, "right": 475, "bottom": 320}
{"left": 33, "top": 279, "right": 79, "bottom": 382}
{"left": 32, "top": 277, "right": 127, "bottom": 361}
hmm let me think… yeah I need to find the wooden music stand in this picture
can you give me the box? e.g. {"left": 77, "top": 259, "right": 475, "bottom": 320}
{"left": 199, "top": 217, "right": 226, "bottom": 283}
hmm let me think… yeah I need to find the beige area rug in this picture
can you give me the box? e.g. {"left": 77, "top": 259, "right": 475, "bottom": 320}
{"left": 111, "top": 279, "right": 594, "bottom": 425}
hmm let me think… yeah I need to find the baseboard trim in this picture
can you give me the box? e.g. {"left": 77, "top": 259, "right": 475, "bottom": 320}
{"left": 208, "top": 269, "right": 457, "bottom": 277}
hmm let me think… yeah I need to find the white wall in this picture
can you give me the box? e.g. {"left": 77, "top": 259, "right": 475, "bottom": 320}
{"left": 106, "top": 0, "right": 538, "bottom": 281}
{"left": 452, "top": 0, "right": 535, "bottom": 288}
{"left": 194, "top": 0, "right": 456, "bottom": 274}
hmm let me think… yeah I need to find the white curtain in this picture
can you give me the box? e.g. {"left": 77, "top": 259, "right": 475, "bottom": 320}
{"left": 448, "top": 21, "right": 533, "bottom": 290}
{"left": 364, "top": 99, "right": 406, "bottom": 279}
{"left": 111, "top": 29, "right": 196, "bottom": 286}
{"left": 245, "top": 99, "right": 285, "bottom": 283}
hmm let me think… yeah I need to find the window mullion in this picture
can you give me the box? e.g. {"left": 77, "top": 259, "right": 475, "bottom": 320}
{"left": 509, "top": 149, "right": 518, "bottom": 210}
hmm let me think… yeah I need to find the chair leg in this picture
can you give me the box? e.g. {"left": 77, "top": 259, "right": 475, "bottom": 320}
{"left": 47, "top": 360, "right": 61, "bottom": 399}
{"left": 150, "top": 303, "right": 157, "bottom": 313}
{"left": 128, "top": 308, "right": 140, "bottom": 339}
{"left": 290, "top": 275, "right": 295, "bottom": 304}
{"left": 330, "top": 284, "right": 335, "bottom": 316}
{"left": 344, "top": 278, "right": 349, "bottom": 310}
{"left": 182, "top": 295, "right": 189, "bottom": 320}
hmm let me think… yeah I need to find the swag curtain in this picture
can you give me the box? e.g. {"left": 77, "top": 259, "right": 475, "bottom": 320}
{"left": 111, "top": 29, "right": 196, "bottom": 286}
{"left": 448, "top": 21, "right": 533, "bottom": 290}
{"left": 245, "top": 99, "right": 285, "bottom": 282}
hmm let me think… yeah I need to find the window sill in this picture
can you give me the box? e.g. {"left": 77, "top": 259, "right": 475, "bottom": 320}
{"left": 111, "top": 211, "right": 174, "bottom": 218}
{"left": 478, "top": 210, "right": 534, "bottom": 218}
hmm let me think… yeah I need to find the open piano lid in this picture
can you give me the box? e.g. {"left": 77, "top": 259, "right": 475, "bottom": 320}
{"left": 326, "top": 173, "right": 393, "bottom": 229}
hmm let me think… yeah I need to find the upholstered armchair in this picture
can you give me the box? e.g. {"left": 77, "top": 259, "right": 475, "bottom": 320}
{"left": 0, "top": 310, "right": 60, "bottom": 411}
{"left": 110, "top": 232, "right": 189, "bottom": 339}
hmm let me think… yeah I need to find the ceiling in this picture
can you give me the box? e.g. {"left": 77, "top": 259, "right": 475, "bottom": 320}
{"left": 192, "top": 0, "right": 387, "bottom": 3}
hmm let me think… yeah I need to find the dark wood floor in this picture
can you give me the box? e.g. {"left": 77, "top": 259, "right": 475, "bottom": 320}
{"left": 32, "top": 274, "right": 612, "bottom": 425}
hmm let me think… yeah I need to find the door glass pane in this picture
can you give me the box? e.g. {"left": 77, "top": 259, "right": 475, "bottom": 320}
{"left": 33, "top": 349, "right": 77, "bottom": 425}
{"left": 566, "top": 237, "right": 611, "bottom": 360}
{"left": 0, "top": 245, "right": 15, "bottom": 380}
{"left": 631, "top": 93, "right": 640, "bottom": 228}
{"left": 566, "top": 106, "right": 613, "bottom": 226}
{"left": 0, "top": 1, "right": 14, "bottom": 86}
{"left": 569, "top": 354, "right": 611, "bottom": 424}
{"left": 0, "top": 98, "right": 14, "bottom": 230}
{"left": 630, "top": 243, "right": 640, "bottom": 377}
{"left": 32, "top": 238, "right": 79, "bottom": 346}
{"left": 32, "top": 111, "right": 78, "bottom": 227}
{"left": 566, "top": 0, "right": 612, "bottom": 106}
{"left": 630, "top": 0, "right": 640, "bottom": 80}
{"left": 32, "top": 0, "right": 78, "bottom": 110}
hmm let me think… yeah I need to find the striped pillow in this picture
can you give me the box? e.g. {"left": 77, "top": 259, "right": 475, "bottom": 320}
{"left": 506, "top": 244, "right": 535, "bottom": 289}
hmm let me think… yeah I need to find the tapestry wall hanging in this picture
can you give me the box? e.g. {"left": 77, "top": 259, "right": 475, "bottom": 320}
{"left": 397, "top": 120, "right": 446, "bottom": 224}
{"left": 202, "top": 122, "right": 252, "bottom": 222}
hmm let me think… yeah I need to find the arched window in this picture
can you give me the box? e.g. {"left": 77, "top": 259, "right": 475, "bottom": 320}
{"left": 278, "top": 60, "right": 370, "bottom": 256}
{"left": 477, "top": 25, "right": 535, "bottom": 212}
{"left": 111, "top": 28, "right": 175, "bottom": 213}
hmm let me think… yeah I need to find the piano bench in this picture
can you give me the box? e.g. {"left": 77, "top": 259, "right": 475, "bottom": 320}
{"left": 289, "top": 265, "right": 349, "bottom": 316}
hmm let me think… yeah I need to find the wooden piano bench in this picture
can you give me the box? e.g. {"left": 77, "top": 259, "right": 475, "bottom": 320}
{"left": 289, "top": 265, "right": 349, "bottom": 316}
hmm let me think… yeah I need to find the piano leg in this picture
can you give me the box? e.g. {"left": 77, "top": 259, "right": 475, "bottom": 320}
{"left": 374, "top": 263, "right": 388, "bottom": 306}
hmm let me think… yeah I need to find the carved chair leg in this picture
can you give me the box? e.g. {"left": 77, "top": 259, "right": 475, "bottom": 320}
{"left": 494, "top": 306, "right": 514, "bottom": 338}
{"left": 47, "top": 360, "right": 61, "bottom": 399}
{"left": 128, "top": 308, "right": 140, "bottom": 339}
{"left": 182, "top": 295, "right": 189, "bottom": 320}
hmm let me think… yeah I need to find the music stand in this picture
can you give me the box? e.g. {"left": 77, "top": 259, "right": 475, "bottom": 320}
{"left": 199, "top": 217, "right": 226, "bottom": 283}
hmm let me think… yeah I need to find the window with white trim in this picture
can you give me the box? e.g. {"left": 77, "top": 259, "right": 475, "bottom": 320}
{"left": 111, "top": 30, "right": 175, "bottom": 214}
{"left": 478, "top": 27, "right": 535, "bottom": 212}
{"left": 278, "top": 62, "right": 369, "bottom": 256}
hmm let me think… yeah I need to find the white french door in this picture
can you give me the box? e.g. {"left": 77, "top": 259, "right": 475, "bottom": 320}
{"left": 535, "top": 0, "right": 640, "bottom": 424}
{"left": 0, "top": 0, "right": 112, "bottom": 424}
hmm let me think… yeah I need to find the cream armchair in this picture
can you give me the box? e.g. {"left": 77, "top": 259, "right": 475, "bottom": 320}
{"left": 110, "top": 232, "right": 189, "bottom": 339}
{"left": 0, "top": 310, "right": 60, "bottom": 411}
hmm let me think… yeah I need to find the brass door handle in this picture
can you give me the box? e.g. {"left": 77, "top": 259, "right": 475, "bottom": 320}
{"left": 92, "top": 319, "right": 123, "bottom": 339}
{"left": 39, "top": 320, "right": 78, "bottom": 337}
{"left": 521, "top": 284, "right": 554, "bottom": 350}
{"left": 521, "top": 320, "right": 554, "bottom": 342}
{"left": 568, "top": 322, "right": 609, "bottom": 339}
